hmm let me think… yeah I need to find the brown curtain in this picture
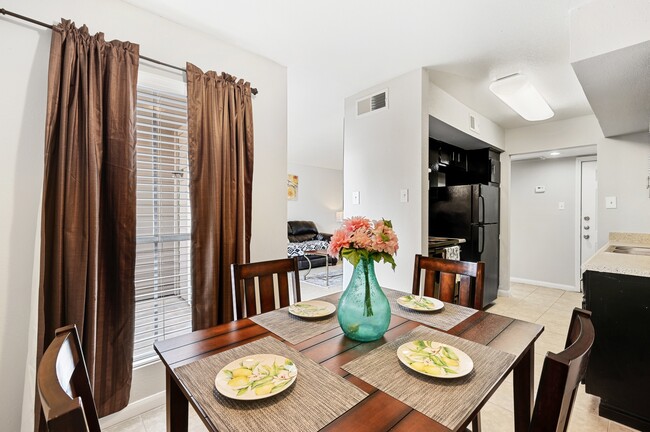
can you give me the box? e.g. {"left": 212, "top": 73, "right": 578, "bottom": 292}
{"left": 36, "top": 19, "right": 139, "bottom": 428}
{"left": 186, "top": 62, "right": 254, "bottom": 329}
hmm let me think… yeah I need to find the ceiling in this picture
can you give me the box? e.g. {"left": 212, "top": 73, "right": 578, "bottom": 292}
{"left": 125, "top": 0, "right": 597, "bottom": 170}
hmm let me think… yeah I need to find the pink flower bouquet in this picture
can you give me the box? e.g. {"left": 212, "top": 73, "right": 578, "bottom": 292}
{"left": 328, "top": 217, "right": 399, "bottom": 268}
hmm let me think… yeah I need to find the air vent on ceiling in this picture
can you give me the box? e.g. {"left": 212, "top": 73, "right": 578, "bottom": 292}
{"left": 469, "top": 113, "right": 479, "bottom": 134}
{"left": 357, "top": 89, "right": 388, "bottom": 116}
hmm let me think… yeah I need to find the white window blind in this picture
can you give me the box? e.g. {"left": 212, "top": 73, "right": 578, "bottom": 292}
{"left": 134, "top": 74, "right": 192, "bottom": 367}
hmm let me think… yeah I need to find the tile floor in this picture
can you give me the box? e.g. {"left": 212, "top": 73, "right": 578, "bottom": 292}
{"left": 106, "top": 281, "right": 639, "bottom": 432}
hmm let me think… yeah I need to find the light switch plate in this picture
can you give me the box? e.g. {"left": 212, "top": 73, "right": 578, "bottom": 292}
{"left": 352, "top": 191, "right": 360, "bottom": 205}
{"left": 605, "top": 196, "right": 617, "bottom": 209}
{"left": 535, "top": 185, "right": 546, "bottom": 193}
{"left": 400, "top": 189, "right": 409, "bottom": 203}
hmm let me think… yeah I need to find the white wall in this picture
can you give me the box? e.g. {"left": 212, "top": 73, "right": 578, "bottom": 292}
{"left": 343, "top": 69, "right": 428, "bottom": 290}
{"left": 427, "top": 80, "right": 505, "bottom": 151}
{"left": 0, "top": 1, "right": 288, "bottom": 430}
{"left": 597, "top": 132, "right": 650, "bottom": 246}
{"left": 506, "top": 115, "right": 604, "bottom": 154}
{"left": 287, "top": 163, "right": 343, "bottom": 235}
{"left": 510, "top": 158, "right": 577, "bottom": 289}
{"left": 505, "top": 115, "right": 650, "bottom": 286}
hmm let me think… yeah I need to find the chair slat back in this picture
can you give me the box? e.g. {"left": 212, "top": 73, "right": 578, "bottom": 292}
{"left": 37, "top": 324, "right": 101, "bottom": 432}
{"left": 412, "top": 254, "right": 485, "bottom": 309}
{"left": 530, "top": 308, "right": 595, "bottom": 432}
{"left": 231, "top": 257, "right": 301, "bottom": 319}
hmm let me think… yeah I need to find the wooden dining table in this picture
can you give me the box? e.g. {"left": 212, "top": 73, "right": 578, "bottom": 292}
{"left": 154, "top": 293, "right": 543, "bottom": 432}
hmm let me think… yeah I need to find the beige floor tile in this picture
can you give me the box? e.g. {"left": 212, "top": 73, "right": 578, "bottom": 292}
{"left": 567, "top": 408, "right": 610, "bottom": 431}
{"left": 487, "top": 379, "right": 514, "bottom": 412}
{"left": 536, "top": 312, "right": 571, "bottom": 329}
{"left": 530, "top": 286, "right": 565, "bottom": 297}
{"left": 539, "top": 320, "right": 571, "bottom": 335}
{"left": 503, "top": 308, "right": 545, "bottom": 323}
{"left": 105, "top": 416, "right": 147, "bottom": 432}
{"left": 511, "top": 283, "right": 537, "bottom": 292}
{"left": 189, "top": 408, "right": 210, "bottom": 431}
{"left": 548, "top": 300, "right": 582, "bottom": 314}
{"left": 573, "top": 385, "right": 600, "bottom": 416}
{"left": 560, "top": 290, "right": 584, "bottom": 302}
{"left": 535, "top": 329, "right": 566, "bottom": 355}
{"left": 609, "top": 420, "right": 642, "bottom": 431}
{"left": 140, "top": 405, "right": 165, "bottom": 432}
{"left": 476, "top": 401, "right": 515, "bottom": 432}
{"left": 518, "top": 295, "right": 555, "bottom": 308}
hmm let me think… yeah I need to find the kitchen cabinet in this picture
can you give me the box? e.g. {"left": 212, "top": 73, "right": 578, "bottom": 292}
{"left": 583, "top": 270, "right": 650, "bottom": 431}
{"left": 467, "top": 148, "right": 500, "bottom": 185}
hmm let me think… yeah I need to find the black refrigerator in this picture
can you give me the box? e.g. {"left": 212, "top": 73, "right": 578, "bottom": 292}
{"left": 428, "top": 184, "right": 499, "bottom": 307}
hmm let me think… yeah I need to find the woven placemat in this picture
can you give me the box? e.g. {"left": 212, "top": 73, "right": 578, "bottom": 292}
{"left": 342, "top": 325, "right": 515, "bottom": 430}
{"left": 175, "top": 336, "right": 367, "bottom": 432}
{"left": 383, "top": 288, "right": 478, "bottom": 331}
{"left": 250, "top": 293, "right": 341, "bottom": 344}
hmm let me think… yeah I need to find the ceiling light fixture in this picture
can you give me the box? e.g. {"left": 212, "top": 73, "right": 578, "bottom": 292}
{"left": 550, "top": 151, "right": 561, "bottom": 156}
{"left": 489, "top": 73, "right": 554, "bottom": 121}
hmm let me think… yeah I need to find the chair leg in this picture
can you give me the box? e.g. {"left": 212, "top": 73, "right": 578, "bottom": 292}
{"left": 471, "top": 412, "right": 481, "bottom": 432}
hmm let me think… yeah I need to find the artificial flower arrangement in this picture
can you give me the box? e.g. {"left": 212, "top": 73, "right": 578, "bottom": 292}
{"left": 327, "top": 216, "right": 399, "bottom": 267}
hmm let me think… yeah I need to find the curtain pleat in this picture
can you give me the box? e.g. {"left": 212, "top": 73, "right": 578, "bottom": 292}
{"left": 186, "top": 62, "right": 254, "bottom": 329}
{"left": 35, "top": 19, "right": 139, "bottom": 429}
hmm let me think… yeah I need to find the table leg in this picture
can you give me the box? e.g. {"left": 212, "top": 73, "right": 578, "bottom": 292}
{"left": 513, "top": 344, "right": 534, "bottom": 432}
{"left": 303, "top": 255, "right": 313, "bottom": 280}
{"left": 166, "top": 369, "right": 188, "bottom": 432}
{"left": 325, "top": 254, "right": 329, "bottom": 286}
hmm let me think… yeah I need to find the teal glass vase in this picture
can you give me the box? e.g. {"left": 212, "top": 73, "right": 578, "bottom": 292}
{"left": 337, "top": 257, "right": 391, "bottom": 342}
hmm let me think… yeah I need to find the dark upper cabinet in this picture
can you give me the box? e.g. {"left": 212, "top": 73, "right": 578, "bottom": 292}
{"left": 467, "top": 148, "right": 501, "bottom": 185}
{"left": 429, "top": 139, "right": 501, "bottom": 187}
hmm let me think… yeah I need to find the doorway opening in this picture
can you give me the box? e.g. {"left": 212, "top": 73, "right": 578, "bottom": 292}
{"left": 510, "top": 145, "right": 596, "bottom": 292}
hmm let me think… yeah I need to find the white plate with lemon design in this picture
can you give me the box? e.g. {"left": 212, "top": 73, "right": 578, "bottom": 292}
{"left": 396, "top": 295, "right": 444, "bottom": 312}
{"left": 215, "top": 354, "right": 298, "bottom": 400}
{"left": 288, "top": 300, "right": 336, "bottom": 319}
{"left": 397, "top": 340, "right": 473, "bottom": 379}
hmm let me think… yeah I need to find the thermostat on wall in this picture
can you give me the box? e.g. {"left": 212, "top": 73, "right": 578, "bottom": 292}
{"left": 535, "top": 186, "right": 546, "bottom": 193}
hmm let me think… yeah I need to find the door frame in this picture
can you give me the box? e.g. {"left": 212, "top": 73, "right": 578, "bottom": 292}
{"left": 574, "top": 155, "right": 597, "bottom": 291}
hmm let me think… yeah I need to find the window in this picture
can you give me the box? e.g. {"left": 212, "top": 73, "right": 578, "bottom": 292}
{"left": 134, "top": 73, "right": 192, "bottom": 366}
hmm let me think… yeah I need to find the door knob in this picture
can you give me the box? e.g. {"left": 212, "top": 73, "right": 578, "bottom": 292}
{"left": 584, "top": 216, "right": 590, "bottom": 221}
{"left": 584, "top": 225, "right": 590, "bottom": 230}
{"left": 583, "top": 234, "right": 590, "bottom": 239}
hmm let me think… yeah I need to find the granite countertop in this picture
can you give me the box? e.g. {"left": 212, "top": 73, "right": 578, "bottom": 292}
{"left": 582, "top": 232, "right": 650, "bottom": 278}
{"left": 428, "top": 237, "right": 466, "bottom": 247}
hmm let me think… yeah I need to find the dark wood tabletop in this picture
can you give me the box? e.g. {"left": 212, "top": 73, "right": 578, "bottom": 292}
{"left": 154, "top": 296, "right": 543, "bottom": 432}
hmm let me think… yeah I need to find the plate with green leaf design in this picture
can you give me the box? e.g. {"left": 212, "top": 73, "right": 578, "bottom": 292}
{"left": 288, "top": 300, "right": 336, "bottom": 319}
{"left": 396, "top": 295, "right": 444, "bottom": 312}
{"left": 397, "top": 340, "right": 473, "bottom": 379}
{"left": 215, "top": 354, "right": 298, "bottom": 400}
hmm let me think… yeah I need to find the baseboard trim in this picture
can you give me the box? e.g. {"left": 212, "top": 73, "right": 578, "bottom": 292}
{"left": 99, "top": 391, "right": 165, "bottom": 428}
{"left": 510, "top": 277, "right": 579, "bottom": 292}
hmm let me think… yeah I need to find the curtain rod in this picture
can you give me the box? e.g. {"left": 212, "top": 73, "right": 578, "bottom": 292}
{"left": 0, "top": 7, "right": 259, "bottom": 95}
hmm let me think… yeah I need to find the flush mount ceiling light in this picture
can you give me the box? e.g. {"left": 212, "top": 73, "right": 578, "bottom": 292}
{"left": 489, "top": 73, "right": 554, "bottom": 121}
{"left": 550, "top": 151, "right": 561, "bottom": 156}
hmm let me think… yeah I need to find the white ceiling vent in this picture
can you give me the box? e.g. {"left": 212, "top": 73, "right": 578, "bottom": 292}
{"left": 357, "top": 89, "right": 388, "bottom": 116}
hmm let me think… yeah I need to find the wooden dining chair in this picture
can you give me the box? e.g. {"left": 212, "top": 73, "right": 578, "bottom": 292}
{"left": 411, "top": 254, "right": 485, "bottom": 310}
{"left": 231, "top": 257, "right": 301, "bottom": 319}
{"left": 37, "top": 324, "right": 101, "bottom": 432}
{"left": 529, "top": 308, "right": 595, "bottom": 432}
